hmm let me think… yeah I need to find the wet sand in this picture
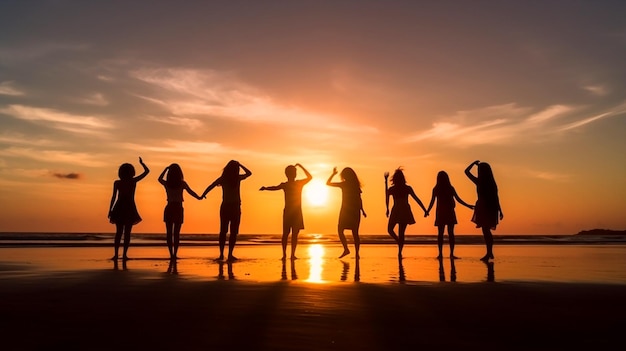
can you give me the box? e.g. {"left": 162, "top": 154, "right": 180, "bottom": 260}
{"left": 2, "top": 268, "right": 625, "bottom": 350}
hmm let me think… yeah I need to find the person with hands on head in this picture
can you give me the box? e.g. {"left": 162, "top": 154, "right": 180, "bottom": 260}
{"left": 158, "top": 163, "right": 203, "bottom": 259}
{"left": 202, "top": 160, "right": 252, "bottom": 262}
{"left": 260, "top": 163, "right": 312, "bottom": 260}
{"left": 465, "top": 160, "right": 503, "bottom": 261}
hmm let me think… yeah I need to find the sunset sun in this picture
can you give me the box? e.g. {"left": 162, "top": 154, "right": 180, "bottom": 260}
{"left": 304, "top": 179, "right": 329, "bottom": 207}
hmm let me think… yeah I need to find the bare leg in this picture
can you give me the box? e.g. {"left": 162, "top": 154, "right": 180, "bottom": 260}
{"left": 227, "top": 218, "right": 240, "bottom": 261}
{"left": 122, "top": 224, "right": 132, "bottom": 260}
{"left": 166, "top": 221, "right": 174, "bottom": 258}
{"left": 397, "top": 223, "right": 407, "bottom": 258}
{"left": 448, "top": 224, "right": 458, "bottom": 259}
{"left": 481, "top": 226, "right": 494, "bottom": 260}
{"left": 338, "top": 227, "right": 350, "bottom": 258}
{"left": 437, "top": 225, "right": 445, "bottom": 258}
{"left": 291, "top": 229, "right": 300, "bottom": 259}
{"left": 173, "top": 222, "right": 182, "bottom": 258}
{"left": 352, "top": 228, "right": 361, "bottom": 259}
{"left": 281, "top": 223, "right": 290, "bottom": 260}
{"left": 387, "top": 221, "right": 399, "bottom": 243}
{"left": 112, "top": 223, "right": 123, "bottom": 259}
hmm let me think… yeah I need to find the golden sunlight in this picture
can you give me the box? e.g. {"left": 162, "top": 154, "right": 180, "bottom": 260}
{"left": 306, "top": 244, "right": 326, "bottom": 283}
{"left": 304, "top": 179, "right": 329, "bottom": 207}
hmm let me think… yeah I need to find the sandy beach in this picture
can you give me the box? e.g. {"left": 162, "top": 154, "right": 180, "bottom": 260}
{"left": 1, "top": 244, "right": 626, "bottom": 350}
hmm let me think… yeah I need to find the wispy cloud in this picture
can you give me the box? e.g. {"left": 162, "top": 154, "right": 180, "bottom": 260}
{"left": 583, "top": 84, "right": 609, "bottom": 96}
{"left": 403, "top": 101, "right": 623, "bottom": 146}
{"left": 142, "top": 115, "right": 204, "bottom": 130}
{"left": 0, "top": 105, "right": 114, "bottom": 135}
{"left": 527, "top": 170, "right": 572, "bottom": 182}
{"left": 0, "top": 81, "right": 25, "bottom": 96}
{"left": 75, "top": 93, "right": 109, "bottom": 106}
{"left": 0, "top": 147, "right": 107, "bottom": 167}
{"left": 131, "top": 68, "right": 378, "bottom": 134}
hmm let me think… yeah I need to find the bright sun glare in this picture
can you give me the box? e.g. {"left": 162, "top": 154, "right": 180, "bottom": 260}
{"left": 304, "top": 179, "right": 329, "bottom": 207}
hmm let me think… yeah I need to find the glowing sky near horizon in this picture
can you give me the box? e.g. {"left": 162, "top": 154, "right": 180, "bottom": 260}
{"left": 0, "top": 1, "right": 625, "bottom": 235}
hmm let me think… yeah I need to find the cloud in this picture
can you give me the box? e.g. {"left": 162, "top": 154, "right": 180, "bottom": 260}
{"left": 0, "top": 104, "right": 114, "bottom": 135}
{"left": 76, "top": 93, "right": 109, "bottom": 106}
{"left": 0, "top": 81, "right": 25, "bottom": 96}
{"left": 142, "top": 115, "right": 204, "bottom": 130}
{"left": 51, "top": 172, "right": 82, "bottom": 180}
{"left": 0, "top": 147, "right": 107, "bottom": 167}
{"left": 403, "top": 101, "right": 624, "bottom": 146}
{"left": 131, "top": 67, "right": 378, "bottom": 134}
{"left": 527, "top": 170, "right": 572, "bottom": 182}
{"left": 583, "top": 85, "right": 608, "bottom": 96}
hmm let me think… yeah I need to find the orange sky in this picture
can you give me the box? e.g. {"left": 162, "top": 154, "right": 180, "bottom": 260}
{"left": 0, "top": 1, "right": 625, "bottom": 235}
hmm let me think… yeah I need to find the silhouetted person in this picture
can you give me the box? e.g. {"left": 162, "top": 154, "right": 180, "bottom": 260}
{"left": 465, "top": 160, "right": 503, "bottom": 261}
{"left": 108, "top": 157, "right": 149, "bottom": 260}
{"left": 398, "top": 257, "right": 406, "bottom": 283}
{"left": 202, "top": 160, "right": 252, "bottom": 262}
{"left": 327, "top": 167, "right": 367, "bottom": 258}
{"left": 385, "top": 168, "right": 427, "bottom": 258}
{"left": 425, "top": 170, "right": 474, "bottom": 259}
{"left": 158, "top": 163, "right": 202, "bottom": 259}
{"left": 260, "top": 163, "right": 312, "bottom": 260}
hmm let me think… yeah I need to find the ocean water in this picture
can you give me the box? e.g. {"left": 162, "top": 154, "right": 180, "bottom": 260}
{"left": 1, "top": 232, "right": 625, "bottom": 285}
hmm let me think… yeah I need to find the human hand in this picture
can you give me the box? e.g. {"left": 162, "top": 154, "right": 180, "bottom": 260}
{"left": 332, "top": 167, "right": 337, "bottom": 174}
{"left": 424, "top": 211, "right": 429, "bottom": 217}
{"left": 139, "top": 157, "right": 144, "bottom": 164}
{"left": 259, "top": 186, "right": 265, "bottom": 191}
{"left": 474, "top": 160, "right": 480, "bottom": 165}
{"left": 385, "top": 209, "right": 389, "bottom": 218}
{"left": 384, "top": 171, "right": 389, "bottom": 179}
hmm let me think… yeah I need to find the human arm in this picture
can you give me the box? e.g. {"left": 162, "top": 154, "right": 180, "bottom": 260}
{"left": 296, "top": 163, "right": 312, "bottom": 183}
{"left": 453, "top": 188, "right": 474, "bottom": 210}
{"left": 326, "top": 167, "right": 340, "bottom": 187}
{"left": 183, "top": 182, "right": 203, "bottom": 200}
{"left": 238, "top": 162, "right": 252, "bottom": 180}
{"left": 158, "top": 166, "right": 168, "bottom": 186}
{"left": 108, "top": 181, "right": 118, "bottom": 217}
{"left": 424, "top": 188, "right": 436, "bottom": 217}
{"left": 384, "top": 172, "right": 390, "bottom": 217}
{"left": 201, "top": 178, "right": 220, "bottom": 199}
{"left": 134, "top": 157, "right": 150, "bottom": 182}
{"left": 465, "top": 160, "right": 479, "bottom": 183}
{"left": 260, "top": 184, "right": 282, "bottom": 191}
{"left": 409, "top": 186, "right": 427, "bottom": 213}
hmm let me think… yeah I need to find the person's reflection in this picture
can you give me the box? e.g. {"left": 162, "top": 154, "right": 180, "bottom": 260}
{"left": 398, "top": 257, "right": 406, "bottom": 283}
{"left": 341, "top": 260, "right": 349, "bottom": 281}
{"left": 450, "top": 257, "right": 457, "bottom": 282}
{"left": 438, "top": 257, "right": 445, "bottom": 282}
{"left": 290, "top": 258, "right": 298, "bottom": 280}
{"left": 281, "top": 258, "right": 298, "bottom": 280}
{"left": 218, "top": 260, "right": 236, "bottom": 280}
{"left": 438, "top": 257, "right": 457, "bottom": 282}
{"left": 354, "top": 257, "right": 360, "bottom": 282}
{"left": 484, "top": 261, "right": 495, "bottom": 282}
{"left": 167, "top": 258, "right": 178, "bottom": 274}
{"left": 113, "top": 259, "right": 128, "bottom": 271}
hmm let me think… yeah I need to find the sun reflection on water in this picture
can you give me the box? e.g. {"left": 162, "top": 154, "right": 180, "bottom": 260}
{"left": 307, "top": 244, "right": 326, "bottom": 283}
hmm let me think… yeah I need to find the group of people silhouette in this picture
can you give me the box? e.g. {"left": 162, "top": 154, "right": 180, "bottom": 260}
{"left": 108, "top": 158, "right": 503, "bottom": 263}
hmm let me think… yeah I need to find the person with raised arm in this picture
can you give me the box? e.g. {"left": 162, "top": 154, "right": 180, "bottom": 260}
{"left": 327, "top": 167, "right": 366, "bottom": 258}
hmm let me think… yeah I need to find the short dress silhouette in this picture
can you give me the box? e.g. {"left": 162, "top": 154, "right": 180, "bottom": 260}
{"left": 388, "top": 184, "right": 416, "bottom": 225}
{"left": 109, "top": 181, "right": 142, "bottom": 225}
{"left": 433, "top": 186, "right": 457, "bottom": 226}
